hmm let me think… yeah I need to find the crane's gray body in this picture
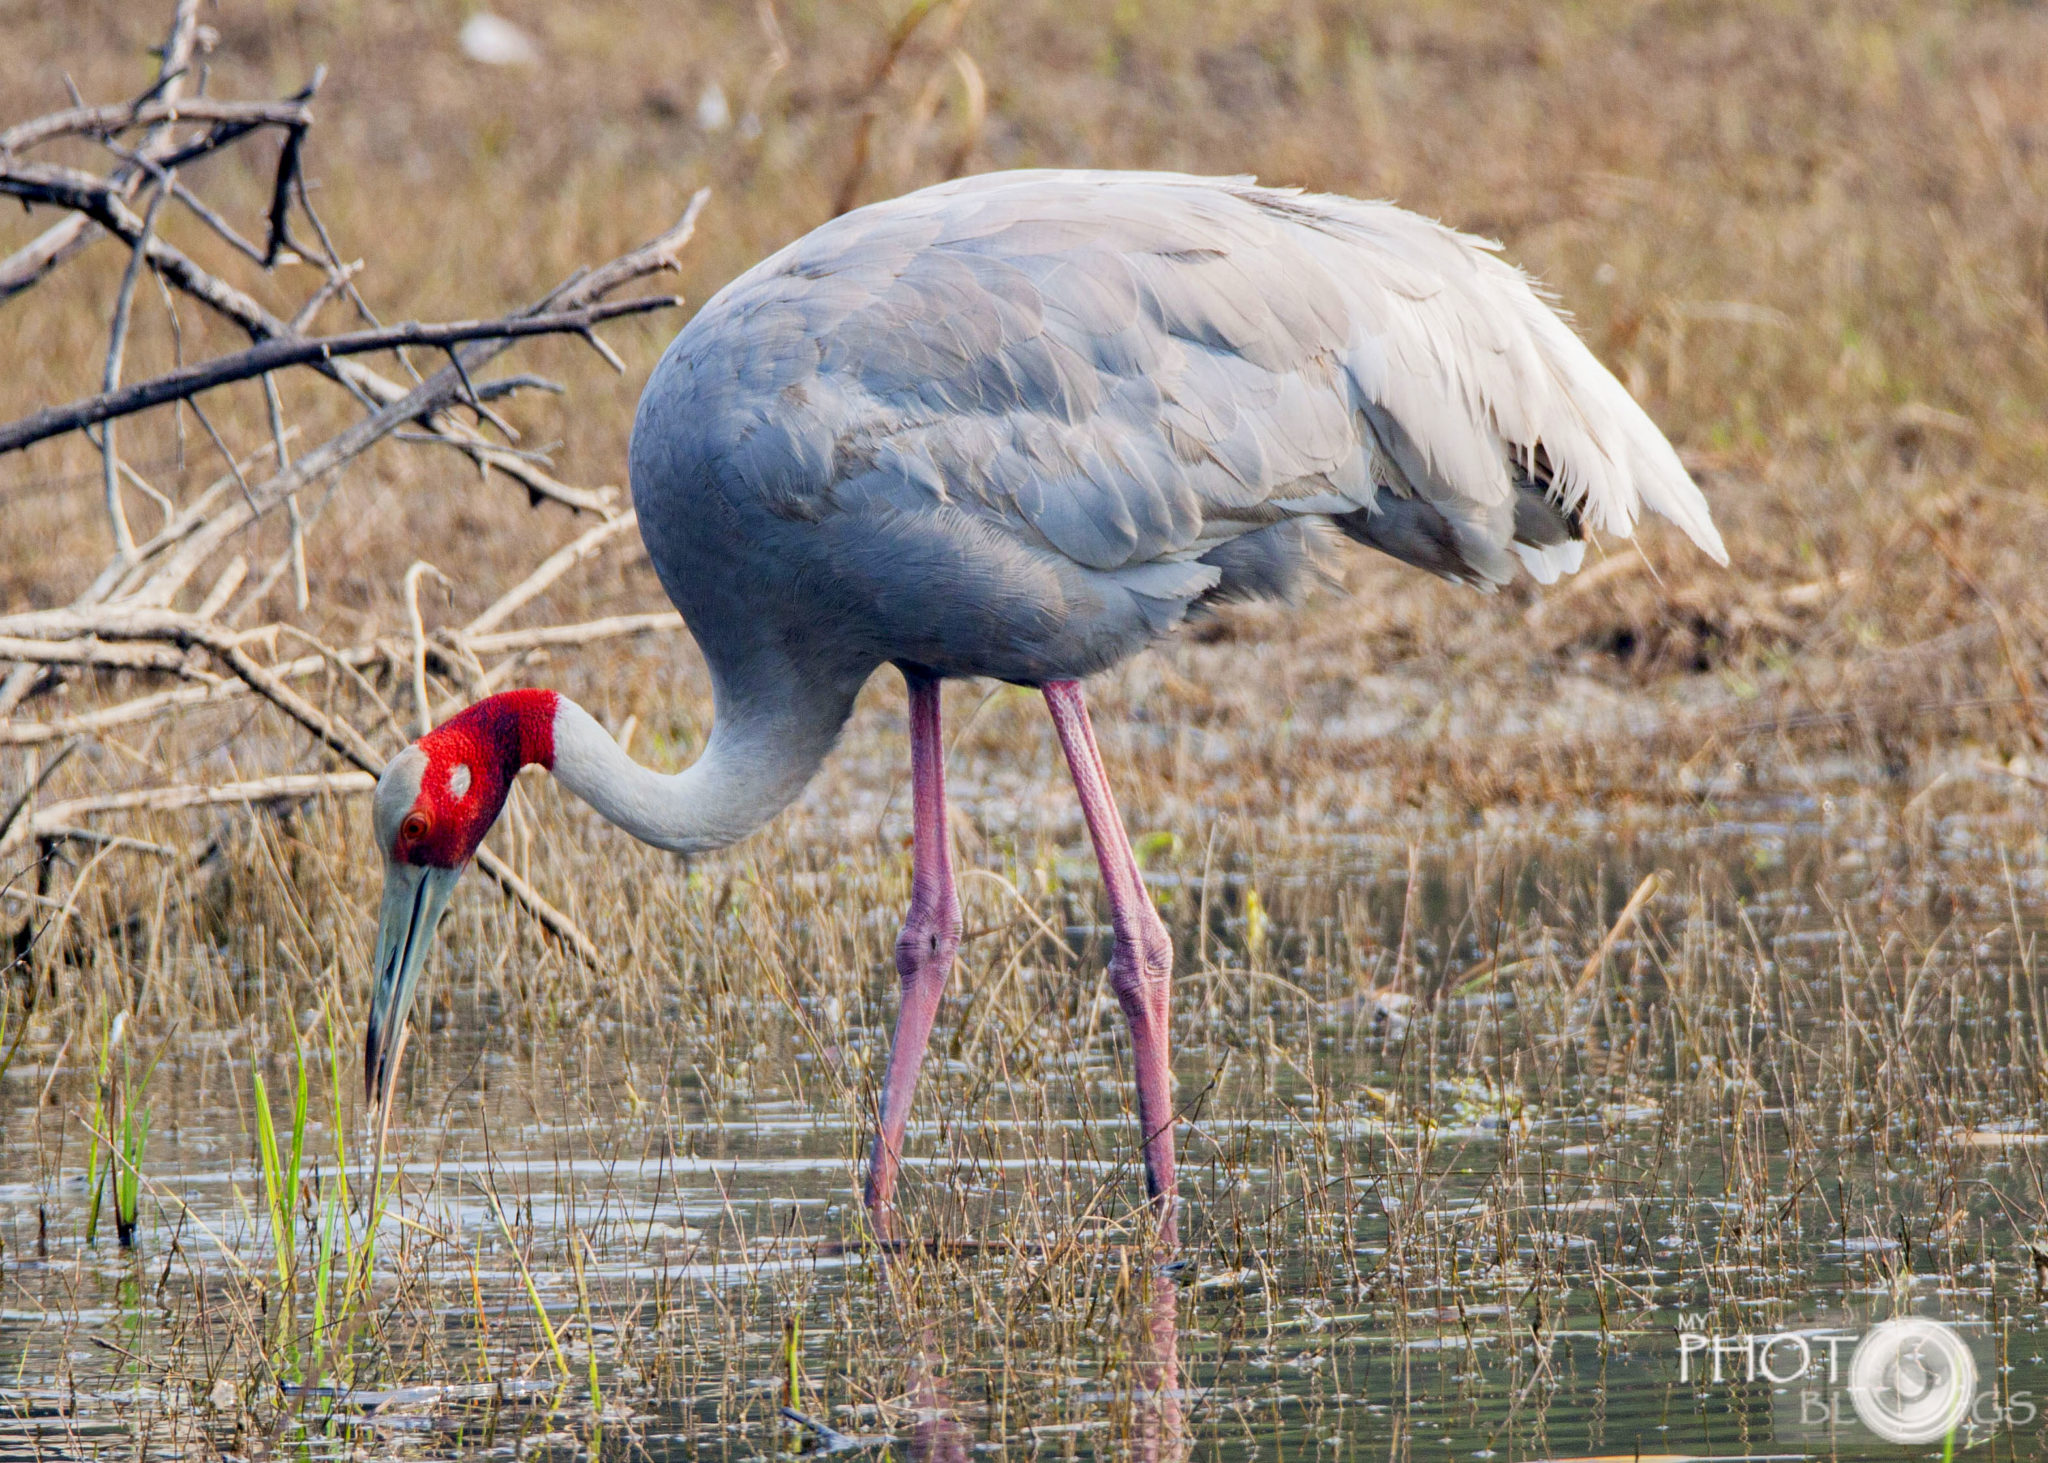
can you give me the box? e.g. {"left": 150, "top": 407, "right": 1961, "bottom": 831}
{"left": 628, "top": 170, "right": 1723, "bottom": 738}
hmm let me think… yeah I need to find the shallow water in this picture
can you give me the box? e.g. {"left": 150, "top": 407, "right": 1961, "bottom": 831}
{"left": 6, "top": 789, "right": 2048, "bottom": 1459}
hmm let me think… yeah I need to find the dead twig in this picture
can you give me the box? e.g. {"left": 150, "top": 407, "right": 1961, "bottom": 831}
{"left": 0, "top": 635, "right": 217, "bottom": 679}
{"left": 95, "top": 168, "right": 175, "bottom": 558}
{"left": 0, "top": 0, "right": 203, "bottom": 302}
{"left": 464, "top": 512, "right": 642, "bottom": 636}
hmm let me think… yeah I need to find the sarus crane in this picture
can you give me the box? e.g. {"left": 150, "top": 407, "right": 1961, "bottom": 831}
{"left": 364, "top": 170, "right": 1726, "bottom": 1246}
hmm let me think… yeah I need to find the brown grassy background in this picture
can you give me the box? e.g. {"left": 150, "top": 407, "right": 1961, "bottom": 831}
{"left": 5, "top": 0, "right": 2048, "bottom": 1010}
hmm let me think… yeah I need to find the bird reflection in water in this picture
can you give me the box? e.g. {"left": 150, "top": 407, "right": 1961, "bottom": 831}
{"left": 785, "top": 1263, "right": 1187, "bottom": 1458}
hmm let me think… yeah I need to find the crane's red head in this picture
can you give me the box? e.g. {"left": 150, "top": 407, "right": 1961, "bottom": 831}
{"left": 366, "top": 689, "right": 559, "bottom": 1105}
{"left": 371, "top": 689, "right": 560, "bottom": 869}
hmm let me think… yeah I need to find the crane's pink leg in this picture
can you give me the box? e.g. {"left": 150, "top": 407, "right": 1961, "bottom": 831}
{"left": 1043, "top": 680, "right": 1179, "bottom": 1248}
{"left": 864, "top": 670, "right": 962, "bottom": 1238}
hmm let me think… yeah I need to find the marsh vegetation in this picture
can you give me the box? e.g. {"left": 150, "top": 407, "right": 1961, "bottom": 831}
{"left": 6, "top": 0, "right": 2048, "bottom": 1456}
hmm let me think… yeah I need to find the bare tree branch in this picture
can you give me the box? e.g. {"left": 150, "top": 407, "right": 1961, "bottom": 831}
{"left": 0, "top": 297, "right": 682, "bottom": 456}
{"left": 2, "top": 158, "right": 314, "bottom": 347}
{"left": 0, "top": 97, "right": 313, "bottom": 156}
{"left": 0, "top": 614, "right": 683, "bottom": 747}
{"left": 263, "top": 111, "right": 310, "bottom": 265}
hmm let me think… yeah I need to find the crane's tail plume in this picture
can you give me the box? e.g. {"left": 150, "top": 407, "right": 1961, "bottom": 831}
{"left": 1256, "top": 184, "right": 1728, "bottom": 583}
{"left": 1502, "top": 277, "right": 1728, "bottom": 567}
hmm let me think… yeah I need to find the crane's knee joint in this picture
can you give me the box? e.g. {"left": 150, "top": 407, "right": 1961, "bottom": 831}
{"left": 1109, "top": 939, "right": 1173, "bottom": 1002}
{"left": 894, "top": 901, "right": 961, "bottom": 983}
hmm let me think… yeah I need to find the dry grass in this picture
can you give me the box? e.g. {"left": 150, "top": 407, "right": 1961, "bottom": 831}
{"left": 6, "top": 2, "right": 2048, "bottom": 1454}
{"left": 6, "top": 794, "right": 2048, "bottom": 1455}
{"left": 5, "top": 1, "right": 2047, "bottom": 848}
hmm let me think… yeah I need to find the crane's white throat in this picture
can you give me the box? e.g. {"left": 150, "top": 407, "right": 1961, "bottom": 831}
{"left": 546, "top": 690, "right": 845, "bottom": 856}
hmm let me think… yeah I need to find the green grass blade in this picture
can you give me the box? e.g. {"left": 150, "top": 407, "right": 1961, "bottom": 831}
{"left": 114, "top": 1106, "right": 149, "bottom": 1248}
{"left": 83, "top": 1122, "right": 105, "bottom": 1247}
{"left": 574, "top": 1231, "right": 604, "bottom": 1424}
{"left": 253, "top": 1069, "right": 291, "bottom": 1290}
{"left": 286, "top": 1038, "right": 309, "bottom": 1243}
{"left": 483, "top": 1181, "right": 571, "bottom": 1383}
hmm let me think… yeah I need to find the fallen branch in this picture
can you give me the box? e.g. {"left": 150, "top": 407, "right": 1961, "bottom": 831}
{"left": 0, "top": 612, "right": 687, "bottom": 747}
{"left": 0, "top": 507, "right": 671, "bottom": 748}
{"left": 0, "top": 772, "right": 376, "bottom": 860}
{"left": 13, "top": 828, "right": 177, "bottom": 859}
{"left": 0, "top": 635, "right": 214, "bottom": 677}
{"left": 0, "top": 606, "right": 271, "bottom": 642}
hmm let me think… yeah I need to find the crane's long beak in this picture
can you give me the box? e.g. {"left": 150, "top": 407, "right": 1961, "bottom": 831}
{"left": 365, "top": 860, "right": 461, "bottom": 1109}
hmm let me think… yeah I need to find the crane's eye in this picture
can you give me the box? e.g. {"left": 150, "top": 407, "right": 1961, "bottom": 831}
{"left": 399, "top": 810, "right": 432, "bottom": 845}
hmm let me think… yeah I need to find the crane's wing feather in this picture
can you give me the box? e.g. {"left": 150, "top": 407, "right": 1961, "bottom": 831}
{"left": 692, "top": 170, "right": 1723, "bottom": 625}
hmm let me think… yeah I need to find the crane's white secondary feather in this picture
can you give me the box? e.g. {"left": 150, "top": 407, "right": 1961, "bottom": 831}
{"left": 1274, "top": 187, "right": 1727, "bottom": 566}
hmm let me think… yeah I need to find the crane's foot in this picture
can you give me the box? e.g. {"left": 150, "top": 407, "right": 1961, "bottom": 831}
{"left": 861, "top": 1178, "right": 903, "bottom": 1248}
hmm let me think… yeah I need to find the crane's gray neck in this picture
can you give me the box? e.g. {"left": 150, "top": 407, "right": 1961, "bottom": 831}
{"left": 548, "top": 657, "right": 865, "bottom": 855}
